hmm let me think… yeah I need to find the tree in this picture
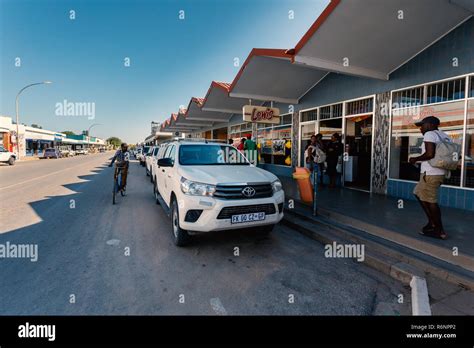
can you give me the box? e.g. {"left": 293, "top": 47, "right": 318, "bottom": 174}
{"left": 61, "top": 131, "right": 76, "bottom": 136}
{"left": 107, "top": 137, "right": 122, "bottom": 148}
{"left": 31, "top": 124, "right": 42, "bottom": 129}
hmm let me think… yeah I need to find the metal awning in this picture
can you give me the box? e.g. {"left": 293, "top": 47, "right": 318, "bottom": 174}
{"left": 200, "top": 81, "right": 249, "bottom": 114}
{"left": 292, "top": 0, "right": 473, "bottom": 80}
{"left": 229, "top": 48, "right": 327, "bottom": 104}
{"left": 185, "top": 97, "right": 232, "bottom": 122}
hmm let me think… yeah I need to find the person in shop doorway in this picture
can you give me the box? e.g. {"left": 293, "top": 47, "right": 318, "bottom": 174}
{"left": 244, "top": 135, "right": 257, "bottom": 165}
{"left": 308, "top": 134, "right": 326, "bottom": 188}
{"left": 237, "top": 137, "right": 246, "bottom": 152}
{"left": 304, "top": 139, "right": 312, "bottom": 168}
{"left": 409, "top": 116, "right": 448, "bottom": 240}
{"left": 326, "top": 133, "right": 343, "bottom": 188}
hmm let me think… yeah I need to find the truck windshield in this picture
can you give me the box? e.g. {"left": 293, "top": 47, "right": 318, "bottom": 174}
{"left": 179, "top": 145, "right": 251, "bottom": 165}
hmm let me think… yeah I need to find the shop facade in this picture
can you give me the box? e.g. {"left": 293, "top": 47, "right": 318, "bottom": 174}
{"left": 161, "top": 3, "right": 474, "bottom": 211}
{"left": 272, "top": 18, "right": 474, "bottom": 210}
{"left": 0, "top": 116, "right": 13, "bottom": 151}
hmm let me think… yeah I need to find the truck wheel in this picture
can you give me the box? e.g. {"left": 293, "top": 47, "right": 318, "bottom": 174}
{"left": 258, "top": 224, "right": 275, "bottom": 236}
{"left": 171, "top": 198, "right": 190, "bottom": 247}
{"left": 8, "top": 156, "right": 15, "bottom": 165}
{"left": 153, "top": 182, "right": 160, "bottom": 205}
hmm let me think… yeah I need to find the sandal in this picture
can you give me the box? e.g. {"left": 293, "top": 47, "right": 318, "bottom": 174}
{"left": 419, "top": 229, "right": 447, "bottom": 240}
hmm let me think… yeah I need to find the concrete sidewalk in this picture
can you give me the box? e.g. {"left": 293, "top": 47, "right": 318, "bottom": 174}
{"left": 278, "top": 175, "right": 474, "bottom": 314}
{"left": 280, "top": 176, "right": 473, "bottom": 271}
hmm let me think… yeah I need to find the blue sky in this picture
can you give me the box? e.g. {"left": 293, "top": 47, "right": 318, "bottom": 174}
{"left": 0, "top": 0, "right": 328, "bottom": 143}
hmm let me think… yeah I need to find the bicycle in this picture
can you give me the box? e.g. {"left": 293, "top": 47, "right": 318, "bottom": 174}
{"left": 112, "top": 164, "right": 127, "bottom": 204}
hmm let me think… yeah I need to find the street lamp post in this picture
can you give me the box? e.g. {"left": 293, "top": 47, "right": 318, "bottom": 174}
{"left": 15, "top": 81, "right": 52, "bottom": 160}
{"left": 87, "top": 123, "right": 101, "bottom": 150}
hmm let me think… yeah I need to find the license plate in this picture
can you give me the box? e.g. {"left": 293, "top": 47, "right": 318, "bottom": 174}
{"left": 231, "top": 212, "right": 265, "bottom": 224}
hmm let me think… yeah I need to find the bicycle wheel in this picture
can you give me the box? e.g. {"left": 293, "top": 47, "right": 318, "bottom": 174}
{"left": 112, "top": 177, "right": 117, "bottom": 205}
{"left": 112, "top": 168, "right": 119, "bottom": 204}
{"left": 119, "top": 171, "right": 125, "bottom": 196}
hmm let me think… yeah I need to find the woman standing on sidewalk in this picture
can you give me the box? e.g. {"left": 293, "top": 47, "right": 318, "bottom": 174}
{"left": 326, "top": 133, "right": 343, "bottom": 188}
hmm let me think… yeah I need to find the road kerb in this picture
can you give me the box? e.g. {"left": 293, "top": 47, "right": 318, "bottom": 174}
{"left": 410, "top": 276, "right": 432, "bottom": 315}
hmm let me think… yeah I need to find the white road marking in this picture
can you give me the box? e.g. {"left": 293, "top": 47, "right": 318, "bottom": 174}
{"left": 210, "top": 297, "right": 227, "bottom": 315}
{"left": 106, "top": 239, "right": 121, "bottom": 246}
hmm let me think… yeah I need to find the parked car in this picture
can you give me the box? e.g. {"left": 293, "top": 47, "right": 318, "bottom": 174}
{"left": 75, "top": 147, "right": 88, "bottom": 155}
{"left": 152, "top": 140, "right": 285, "bottom": 246}
{"left": 42, "top": 148, "right": 61, "bottom": 159}
{"left": 99, "top": 148, "right": 105, "bottom": 153}
{"left": 0, "top": 146, "right": 16, "bottom": 165}
{"left": 138, "top": 146, "right": 150, "bottom": 166}
{"left": 145, "top": 146, "right": 161, "bottom": 182}
{"left": 58, "top": 147, "right": 73, "bottom": 157}
{"left": 69, "top": 149, "right": 76, "bottom": 157}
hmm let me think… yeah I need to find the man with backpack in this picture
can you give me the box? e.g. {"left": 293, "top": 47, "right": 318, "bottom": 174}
{"left": 409, "top": 116, "right": 459, "bottom": 240}
{"left": 307, "top": 134, "right": 326, "bottom": 188}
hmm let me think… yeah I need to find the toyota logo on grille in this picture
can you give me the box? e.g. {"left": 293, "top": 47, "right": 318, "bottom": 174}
{"left": 242, "top": 186, "right": 256, "bottom": 198}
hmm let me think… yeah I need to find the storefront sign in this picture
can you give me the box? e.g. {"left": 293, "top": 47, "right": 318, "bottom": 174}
{"left": 243, "top": 105, "right": 280, "bottom": 124}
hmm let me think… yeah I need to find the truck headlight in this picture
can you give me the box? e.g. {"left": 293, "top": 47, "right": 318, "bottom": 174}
{"left": 181, "top": 177, "right": 216, "bottom": 196}
{"left": 272, "top": 180, "right": 283, "bottom": 193}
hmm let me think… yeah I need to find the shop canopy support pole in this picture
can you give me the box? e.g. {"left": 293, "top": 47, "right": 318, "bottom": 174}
{"left": 313, "top": 164, "right": 318, "bottom": 216}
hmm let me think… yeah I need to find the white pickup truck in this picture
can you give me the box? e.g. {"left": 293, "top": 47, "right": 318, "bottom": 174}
{"left": 145, "top": 146, "right": 160, "bottom": 183}
{"left": 151, "top": 140, "right": 284, "bottom": 246}
{"left": 0, "top": 146, "right": 16, "bottom": 165}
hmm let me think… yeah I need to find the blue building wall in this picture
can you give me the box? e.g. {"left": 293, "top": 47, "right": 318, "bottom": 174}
{"left": 295, "top": 17, "right": 474, "bottom": 111}
{"left": 266, "top": 18, "right": 474, "bottom": 210}
{"left": 387, "top": 180, "right": 474, "bottom": 211}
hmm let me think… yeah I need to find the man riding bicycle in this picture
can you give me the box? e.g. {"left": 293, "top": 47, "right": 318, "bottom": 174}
{"left": 109, "top": 143, "right": 130, "bottom": 192}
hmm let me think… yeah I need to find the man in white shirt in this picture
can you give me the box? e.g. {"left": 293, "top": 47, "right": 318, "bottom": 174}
{"left": 409, "top": 116, "right": 448, "bottom": 240}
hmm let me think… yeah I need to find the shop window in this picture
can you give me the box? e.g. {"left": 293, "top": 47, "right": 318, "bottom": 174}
{"left": 333, "top": 103, "right": 343, "bottom": 118}
{"left": 229, "top": 123, "right": 252, "bottom": 143}
{"left": 470, "top": 75, "right": 474, "bottom": 98}
{"left": 345, "top": 97, "right": 373, "bottom": 116}
{"left": 392, "top": 87, "right": 424, "bottom": 108}
{"left": 426, "top": 78, "right": 465, "bottom": 104}
{"left": 390, "top": 100, "right": 464, "bottom": 186}
{"left": 257, "top": 114, "right": 292, "bottom": 166}
{"left": 300, "top": 123, "right": 316, "bottom": 166}
{"left": 320, "top": 118, "right": 343, "bottom": 141}
{"left": 464, "top": 99, "right": 474, "bottom": 188}
{"left": 393, "top": 78, "right": 466, "bottom": 109}
{"left": 320, "top": 106, "right": 331, "bottom": 119}
{"left": 301, "top": 109, "right": 317, "bottom": 122}
{"left": 280, "top": 114, "right": 292, "bottom": 125}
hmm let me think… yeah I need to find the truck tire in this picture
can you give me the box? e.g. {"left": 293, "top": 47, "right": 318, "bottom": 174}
{"left": 258, "top": 224, "right": 275, "bottom": 236}
{"left": 171, "top": 198, "right": 191, "bottom": 247}
{"left": 153, "top": 182, "right": 160, "bottom": 205}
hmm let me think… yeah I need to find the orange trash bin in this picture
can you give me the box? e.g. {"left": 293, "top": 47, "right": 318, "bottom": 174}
{"left": 292, "top": 167, "right": 313, "bottom": 203}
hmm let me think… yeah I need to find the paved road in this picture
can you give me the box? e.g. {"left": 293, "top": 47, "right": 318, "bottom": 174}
{"left": 0, "top": 154, "right": 410, "bottom": 315}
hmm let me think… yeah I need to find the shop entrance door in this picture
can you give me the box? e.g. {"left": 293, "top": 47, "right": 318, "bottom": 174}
{"left": 343, "top": 115, "right": 373, "bottom": 191}
{"left": 299, "top": 122, "right": 316, "bottom": 167}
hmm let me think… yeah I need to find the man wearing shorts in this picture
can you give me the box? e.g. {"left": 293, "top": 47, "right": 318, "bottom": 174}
{"left": 409, "top": 116, "right": 449, "bottom": 240}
